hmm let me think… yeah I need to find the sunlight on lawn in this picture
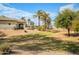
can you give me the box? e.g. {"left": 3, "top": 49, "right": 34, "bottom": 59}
{"left": 64, "top": 37, "right": 79, "bottom": 42}
{"left": 36, "top": 31, "right": 53, "bottom": 37}
{"left": 0, "top": 30, "right": 79, "bottom": 55}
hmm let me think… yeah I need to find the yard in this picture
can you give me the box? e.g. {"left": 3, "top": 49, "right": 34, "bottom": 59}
{"left": 0, "top": 29, "right": 79, "bottom": 55}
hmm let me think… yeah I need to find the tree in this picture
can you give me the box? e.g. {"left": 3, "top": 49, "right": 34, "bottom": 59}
{"left": 30, "top": 21, "right": 35, "bottom": 30}
{"left": 72, "top": 11, "right": 79, "bottom": 33}
{"left": 46, "top": 17, "right": 52, "bottom": 29}
{"left": 21, "top": 17, "right": 26, "bottom": 21}
{"left": 27, "top": 19, "right": 31, "bottom": 29}
{"left": 33, "top": 10, "right": 52, "bottom": 31}
{"left": 21, "top": 17, "right": 27, "bottom": 28}
{"left": 55, "top": 9, "right": 75, "bottom": 36}
{"left": 72, "top": 19, "right": 79, "bottom": 33}
{"left": 27, "top": 19, "right": 31, "bottom": 27}
{"left": 40, "top": 11, "right": 51, "bottom": 30}
{"left": 41, "top": 12, "right": 49, "bottom": 30}
{"left": 33, "top": 10, "right": 43, "bottom": 26}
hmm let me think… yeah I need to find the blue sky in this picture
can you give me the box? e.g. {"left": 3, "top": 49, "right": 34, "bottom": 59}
{"left": 0, "top": 3, "right": 79, "bottom": 25}
{"left": 6, "top": 3, "right": 67, "bottom": 13}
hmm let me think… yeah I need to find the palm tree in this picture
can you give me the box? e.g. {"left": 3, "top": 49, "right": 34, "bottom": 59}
{"left": 30, "top": 21, "right": 35, "bottom": 30}
{"left": 27, "top": 19, "right": 31, "bottom": 29}
{"left": 21, "top": 17, "right": 26, "bottom": 29}
{"left": 21, "top": 17, "right": 26, "bottom": 20}
{"left": 46, "top": 17, "right": 52, "bottom": 29}
{"left": 40, "top": 11, "right": 51, "bottom": 30}
{"left": 33, "top": 10, "right": 43, "bottom": 26}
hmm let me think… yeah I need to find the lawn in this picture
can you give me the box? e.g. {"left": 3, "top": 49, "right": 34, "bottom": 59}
{"left": 0, "top": 31, "right": 79, "bottom": 55}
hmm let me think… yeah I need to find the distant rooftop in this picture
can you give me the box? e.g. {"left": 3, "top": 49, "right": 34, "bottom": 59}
{"left": 0, "top": 16, "right": 25, "bottom": 23}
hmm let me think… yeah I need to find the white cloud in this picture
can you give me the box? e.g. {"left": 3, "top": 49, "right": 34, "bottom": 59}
{"left": 0, "top": 4, "right": 33, "bottom": 19}
{"left": 59, "top": 4, "right": 74, "bottom": 12}
{"left": 0, "top": 4, "right": 57, "bottom": 25}
{"left": 75, "top": 8, "right": 79, "bottom": 11}
{"left": 0, "top": 4, "right": 42, "bottom": 25}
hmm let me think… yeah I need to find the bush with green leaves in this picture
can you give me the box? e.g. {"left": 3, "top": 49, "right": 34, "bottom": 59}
{"left": 72, "top": 19, "right": 79, "bottom": 33}
{"left": 37, "top": 26, "right": 45, "bottom": 31}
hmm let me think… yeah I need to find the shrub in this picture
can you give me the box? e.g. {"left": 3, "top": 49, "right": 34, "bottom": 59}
{"left": 37, "top": 26, "right": 45, "bottom": 31}
{"left": 72, "top": 19, "right": 79, "bottom": 33}
{"left": 47, "top": 29, "right": 60, "bottom": 33}
{"left": 0, "top": 43, "right": 12, "bottom": 55}
{"left": 47, "top": 29, "right": 52, "bottom": 32}
{"left": 52, "top": 30, "right": 60, "bottom": 33}
{"left": 37, "top": 26, "right": 41, "bottom": 31}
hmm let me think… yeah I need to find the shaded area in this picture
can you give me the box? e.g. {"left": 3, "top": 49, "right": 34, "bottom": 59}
{"left": 10, "top": 34, "right": 79, "bottom": 54}
{"left": 48, "top": 30, "right": 60, "bottom": 33}
{"left": 64, "top": 33, "right": 79, "bottom": 37}
{"left": 0, "top": 38, "right": 7, "bottom": 45}
{"left": 8, "top": 34, "right": 46, "bottom": 43}
{"left": 0, "top": 34, "right": 79, "bottom": 54}
{"left": 17, "top": 44, "right": 44, "bottom": 51}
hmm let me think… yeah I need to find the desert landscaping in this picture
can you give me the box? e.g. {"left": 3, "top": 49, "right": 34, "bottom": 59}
{"left": 0, "top": 28, "right": 79, "bottom": 55}
{"left": 0, "top": 3, "right": 79, "bottom": 55}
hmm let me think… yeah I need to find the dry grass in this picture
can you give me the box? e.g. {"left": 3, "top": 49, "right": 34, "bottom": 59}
{"left": 0, "top": 29, "right": 79, "bottom": 55}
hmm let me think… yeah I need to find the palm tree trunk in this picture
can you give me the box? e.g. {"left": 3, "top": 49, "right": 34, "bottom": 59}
{"left": 45, "top": 20, "right": 47, "bottom": 31}
{"left": 48, "top": 24, "right": 50, "bottom": 29}
{"left": 38, "top": 16, "right": 40, "bottom": 26}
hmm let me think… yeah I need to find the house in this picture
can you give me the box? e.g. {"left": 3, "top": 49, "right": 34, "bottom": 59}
{"left": 0, "top": 16, "right": 26, "bottom": 29}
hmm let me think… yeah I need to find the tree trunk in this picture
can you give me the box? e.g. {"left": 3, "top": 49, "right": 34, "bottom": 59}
{"left": 45, "top": 20, "right": 47, "bottom": 31}
{"left": 67, "top": 28, "right": 70, "bottom": 36}
{"left": 47, "top": 23, "right": 50, "bottom": 29}
{"left": 38, "top": 16, "right": 40, "bottom": 26}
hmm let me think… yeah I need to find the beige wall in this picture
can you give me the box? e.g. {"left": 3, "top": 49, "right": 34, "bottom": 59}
{"left": 0, "top": 24, "right": 16, "bottom": 29}
{"left": 0, "top": 20, "right": 17, "bottom": 29}
{"left": 0, "top": 20, "right": 17, "bottom": 24}
{"left": 0, "top": 20, "right": 25, "bottom": 29}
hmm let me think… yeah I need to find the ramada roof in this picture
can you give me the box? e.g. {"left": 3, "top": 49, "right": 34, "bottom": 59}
{"left": 0, "top": 16, "right": 25, "bottom": 23}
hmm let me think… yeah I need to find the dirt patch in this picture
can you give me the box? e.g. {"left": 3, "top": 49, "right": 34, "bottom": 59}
{"left": 0, "top": 29, "right": 39, "bottom": 38}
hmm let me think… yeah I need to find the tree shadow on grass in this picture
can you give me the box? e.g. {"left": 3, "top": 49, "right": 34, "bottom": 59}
{"left": 8, "top": 34, "right": 46, "bottom": 43}
{"left": 0, "top": 38, "right": 8, "bottom": 44}
{"left": 13, "top": 34, "right": 79, "bottom": 54}
{"left": 64, "top": 33, "right": 79, "bottom": 37}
